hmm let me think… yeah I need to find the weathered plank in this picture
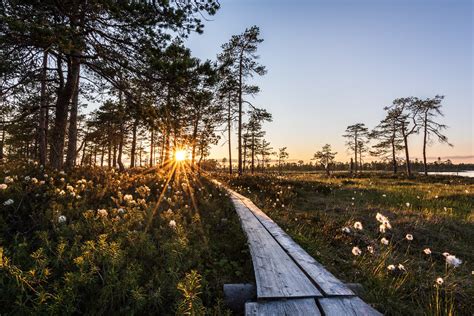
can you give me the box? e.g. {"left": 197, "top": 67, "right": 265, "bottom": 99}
{"left": 245, "top": 298, "right": 321, "bottom": 316}
{"left": 237, "top": 195, "right": 354, "bottom": 296}
{"left": 318, "top": 297, "right": 382, "bottom": 316}
{"left": 230, "top": 195, "right": 322, "bottom": 299}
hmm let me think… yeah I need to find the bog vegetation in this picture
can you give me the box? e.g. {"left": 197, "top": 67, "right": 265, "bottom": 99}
{"left": 221, "top": 173, "right": 473, "bottom": 315}
{"left": 1, "top": 1, "right": 472, "bottom": 315}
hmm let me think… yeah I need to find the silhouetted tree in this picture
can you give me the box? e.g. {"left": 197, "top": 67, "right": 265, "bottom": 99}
{"left": 312, "top": 144, "right": 337, "bottom": 176}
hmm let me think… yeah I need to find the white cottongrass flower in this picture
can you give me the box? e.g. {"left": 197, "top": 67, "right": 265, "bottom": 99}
{"left": 423, "top": 248, "right": 432, "bottom": 255}
{"left": 58, "top": 215, "right": 67, "bottom": 224}
{"left": 381, "top": 237, "right": 389, "bottom": 245}
{"left": 352, "top": 246, "right": 362, "bottom": 256}
{"left": 97, "top": 209, "right": 108, "bottom": 217}
{"left": 3, "top": 199, "right": 14, "bottom": 206}
{"left": 376, "top": 212, "right": 388, "bottom": 223}
{"left": 0, "top": 184, "right": 7, "bottom": 190}
{"left": 436, "top": 277, "right": 444, "bottom": 285}
{"left": 123, "top": 194, "right": 133, "bottom": 202}
{"left": 169, "top": 220, "right": 177, "bottom": 229}
{"left": 405, "top": 234, "right": 413, "bottom": 241}
{"left": 367, "top": 246, "right": 374, "bottom": 254}
{"left": 435, "top": 195, "right": 438, "bottom": 199}
{"left": 353, "top": 221, "right": 363, "bottom": 230}
{"left": 24, "top": 176, "right": 31, "bottom": 181}
{"left": 406, "top": 202, "right": 410, "bottom": 207}
{"left": 387, "top": 264, "right": 396, "bottom": 271}
{"left": 382, "top": 194, "right": 386, "bottom": 197}
{"left": 4, "top": 176, "right": 14, "bottom": 184}
{"left": 398, "top": 264, "right": 406, "bottom": 271}
{"left": 342, "top": 227, "right": 351, "bottom": 233}
{"left": 446, "top": 255, "right": 462, "bottom": 267}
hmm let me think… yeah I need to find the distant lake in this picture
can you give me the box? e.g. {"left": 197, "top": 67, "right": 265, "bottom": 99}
{"left": 427, "top": 171, "right": 474, "bottom": 178}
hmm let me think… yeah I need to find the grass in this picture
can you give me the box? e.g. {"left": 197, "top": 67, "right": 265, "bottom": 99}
{"left": 220, "top": 172, "right": 473, "bottom": 315}
{"left": 0, "top": 161, "right": 254, "bottom": 315}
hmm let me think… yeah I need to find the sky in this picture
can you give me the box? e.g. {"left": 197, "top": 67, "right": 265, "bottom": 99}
{"left": 185, "top": 0, "right": 473, "bottom": 163}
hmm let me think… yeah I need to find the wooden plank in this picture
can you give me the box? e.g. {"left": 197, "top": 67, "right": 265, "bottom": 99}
{"left": 245, "top": 298, "right": 321, "bottom": 316}
{"left": 230, "top": 195, "right": 322, "bottom": 299}
{"left": 237, "top": 195, "right": 354, "bottom": 296}
{"left": 318, "top": 297, "right": 382, "bottom": 316}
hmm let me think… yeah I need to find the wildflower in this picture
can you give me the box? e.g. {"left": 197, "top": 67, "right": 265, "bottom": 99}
{"left": 4, "top": 176, "right": 13, "bottom": 184}
{"left": 123, "top": 194, "right": 133, "bottom": 202}
{"left": 376, "top": 212, "right": 388, "bottom": 223}
{"left": 405, "top": 234, "right": 413, "bottom": 241}
{"left": 66, "top": 185, "right": 75, "bottom": 192}
{"left": 342, "top": 227, "right": 351, "bottom": 233}
{"left": 58, "top": 215, "right": 67, "bottom": 224}
{"left": 387, "top": 264, "right": 396, "bottom": 271}
{"left": 352, "top": 246, "right": 362, "bottom": 256}
{"left": 31, "top": 178, "right": 38, "bottom": 184}
{"left": 406, "top": 202, "right": 410, "bottom": 207}
{"left": 3, "top": 199, "right": 14, "bottom": 206}
{"left": 24, "top": 176, "right": 31, "bottom": 181}
{"left": 381, "top": 237, "right": 389, "bottom": 245}
{"left": 398, "top": 264, "right": 406, "bottom": 271}
{"left": 0, "top": 184, "right": 7, "bottom": 190}
{"left": 169, "top": 220, "right": 177, "bottom": 229}
{"left": 97, "top": 209, "right": 108, "bottom": 217}
{"left": 423, "top": 248, "right": 432, "bottom": 255}
{"left": 382, "top": 194, "right": 386, "bottom": 197}
{"left": 367, "top": 246, "right": 374, "bottom": 254}
{"left": 435, "top": 195, "right": 438, "bottom": 199}
{"left": 60, "top": 177, "right": 65, "bottom": 182}
{"left": 436, "top": 277, "right": 444, "bottom": 285}
{"left": 353, "top": 221, "right": 363, "bottom": 230}
{"left": 351, "top": 197, "right": 355, "bottom": 200}
{"left": 58, "top": 190, "right": 66, "bottom": 196}
{"left": 446, "top": 255, "right": 462, "bottom": 267}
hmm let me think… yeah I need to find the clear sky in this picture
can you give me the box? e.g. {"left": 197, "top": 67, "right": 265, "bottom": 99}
{"left": 186, "top": 0, "right": 473, "bottom": 163}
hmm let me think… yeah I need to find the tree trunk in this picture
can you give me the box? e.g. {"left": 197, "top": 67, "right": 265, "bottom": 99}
{"left": 117, "top": 134, "right": 125, "bottom": 171}
{"left": 251, "top": 135, "right": 255, "bottom": 174}
{"left": 38, "top": 50, "right": 48, "bottom": 166}
{"left": 81, "top": 136, "right": 87, "bottom": 166}
{"left": 238, "top": 58, "right": 243, "bottom": 175}
{"left": 107, "top": 142, "right": 112, "bottom": 168}
{"left": 0, "top": 128, "right": 5, "bottom": 160}
{"left": 50, "top": 55, "right": 80, "bottom": 170}
{"left": 113, "top": 142, "right": 117, "bottom": 168}
{"left": 100, "top": 145, "right": 105, "bottom": 167}
{"left": 243, "top": 137, "right": 247, "bottom": 172}
{"left": 402, "top": 128, "right": 411, "bottom": 176}
{"left": 149, "top": 128, "right": 154, "bottom": 167}
{"left": 423, "top": 112, "right": 428, "bottom": 176}
{"left": 130, "top": 118, "right": 138, "bottom": 168}
{"left": 391, "top": 135, "right": 397, "bottom": 174}
{"left": 65, "top": 66, "right": 80, "bottom": 170}
{"left": 354, "top": 133, "right": 358, "bottom": 173}
{"left": 227, "top": 96, "right": 233, "bottom": 175}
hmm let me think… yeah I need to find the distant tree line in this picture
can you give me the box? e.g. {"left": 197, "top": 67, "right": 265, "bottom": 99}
{"left": 343, "top": 96, "right": 452, "bottom": 176}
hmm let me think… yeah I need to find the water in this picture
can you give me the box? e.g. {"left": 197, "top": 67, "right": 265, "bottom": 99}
{"left": 427, "top": 171, "right": 474, "bottom": 178}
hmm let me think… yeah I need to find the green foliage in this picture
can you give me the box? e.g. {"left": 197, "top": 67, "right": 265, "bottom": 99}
{"left": 0, "top": 161, "right": 253, "bottom": 314}
{"left": 220, "top": 172, "right": 473, "bottom": 315}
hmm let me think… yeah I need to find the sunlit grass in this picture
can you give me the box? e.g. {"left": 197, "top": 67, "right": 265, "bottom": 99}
{"left": 220, "top": 172, "right": 473, "bottom": 315}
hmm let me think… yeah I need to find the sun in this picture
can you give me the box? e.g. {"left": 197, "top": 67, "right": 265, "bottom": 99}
{"left": 174, "top": 150, "right": 187, "bottom": 162}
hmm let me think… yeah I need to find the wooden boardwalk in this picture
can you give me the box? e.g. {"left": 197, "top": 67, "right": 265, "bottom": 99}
{"left": 216, "top": 182, "right": 382, "bottom": 316}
